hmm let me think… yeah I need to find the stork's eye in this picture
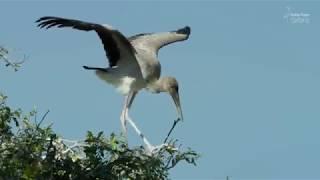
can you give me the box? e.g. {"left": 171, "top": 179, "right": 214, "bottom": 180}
{"left": 174, "top": 85, "right": 179, "bottom": 92}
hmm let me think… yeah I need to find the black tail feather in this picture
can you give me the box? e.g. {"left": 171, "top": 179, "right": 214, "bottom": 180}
{"left": 83, "top": 66, "right": 107, "bottom": 72}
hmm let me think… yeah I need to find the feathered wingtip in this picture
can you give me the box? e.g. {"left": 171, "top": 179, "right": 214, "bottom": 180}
{"left": 35, "top": 16, "right": 53, "bottom": 23}
{"left": 176, "top": 26, "right": 191, "bottom": 36}
{"left": 35, "top": 16, "right": 58, "bottom": 29}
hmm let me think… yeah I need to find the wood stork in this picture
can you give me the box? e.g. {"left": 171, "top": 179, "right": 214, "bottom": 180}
{"left": 36, "top": 16, "right": 190, "bottom": 151}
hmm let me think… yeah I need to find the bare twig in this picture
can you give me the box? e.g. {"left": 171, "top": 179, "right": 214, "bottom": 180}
{"left": 36, "top": 110, "right": 50, "bottom": 129}
{"left": 163, "top": 118, "right": 181, "bottom": 144}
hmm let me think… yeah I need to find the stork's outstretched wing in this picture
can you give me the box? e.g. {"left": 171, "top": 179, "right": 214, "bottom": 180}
{"left": 128, "top": 26, "right": 191, "bottom": 53}
{"left": 36, "top": 16, "right": 136, "bottom": 67}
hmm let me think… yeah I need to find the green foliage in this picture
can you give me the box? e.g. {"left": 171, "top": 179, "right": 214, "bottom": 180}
{"left": 0, "top": 95, "right": 199, "bottom": 180}
{"left": 0, "top": 46, "right": 24, "bottom": 71}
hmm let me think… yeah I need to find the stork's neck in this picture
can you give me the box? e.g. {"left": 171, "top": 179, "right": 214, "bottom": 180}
{"left": 147, "top": 78, "right": 167, "bottom": 93}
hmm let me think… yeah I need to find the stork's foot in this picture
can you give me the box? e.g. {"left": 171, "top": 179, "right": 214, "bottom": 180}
{"left": 144, "top": 143, "right": 178, "bottom": 156}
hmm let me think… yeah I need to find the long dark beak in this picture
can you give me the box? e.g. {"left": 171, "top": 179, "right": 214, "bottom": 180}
{"left": 170, "top": 90, "right": 183, "bottom": 121}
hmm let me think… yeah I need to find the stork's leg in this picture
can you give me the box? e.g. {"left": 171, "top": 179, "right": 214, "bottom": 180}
{"left": 125, "top": 115, "right": 154, "bottom": 152}
{"left": 120, "top": 91, "right": 138, "bottom": 138}
{"left": 124, "top": 91, "right": 154, "bottom": 152}
{"left": 120, "top": 95, "right": 129, "bottom": 137}
{"left": 127, "top": 91, "right": 137, "bottom": 110}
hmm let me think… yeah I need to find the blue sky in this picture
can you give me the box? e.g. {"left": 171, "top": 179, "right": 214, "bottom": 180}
{"left": 1, "top": 1, "right": 320, "bottom": 179}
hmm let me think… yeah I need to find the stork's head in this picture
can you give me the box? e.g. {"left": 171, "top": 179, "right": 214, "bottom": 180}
{"left": 157, "top": 76, "right": 183, "bottom": 121}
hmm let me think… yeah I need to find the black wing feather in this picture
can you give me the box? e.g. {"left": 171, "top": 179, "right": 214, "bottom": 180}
{"left": 36, "top": 16, "right": 135, "bottom": 67}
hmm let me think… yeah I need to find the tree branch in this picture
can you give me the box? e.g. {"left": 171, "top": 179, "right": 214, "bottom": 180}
{"left": 0, "top": 46, "right": 25, "bottom": 71}
{"left": 163, "top": 118, "right": 181, "bottom": 144}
